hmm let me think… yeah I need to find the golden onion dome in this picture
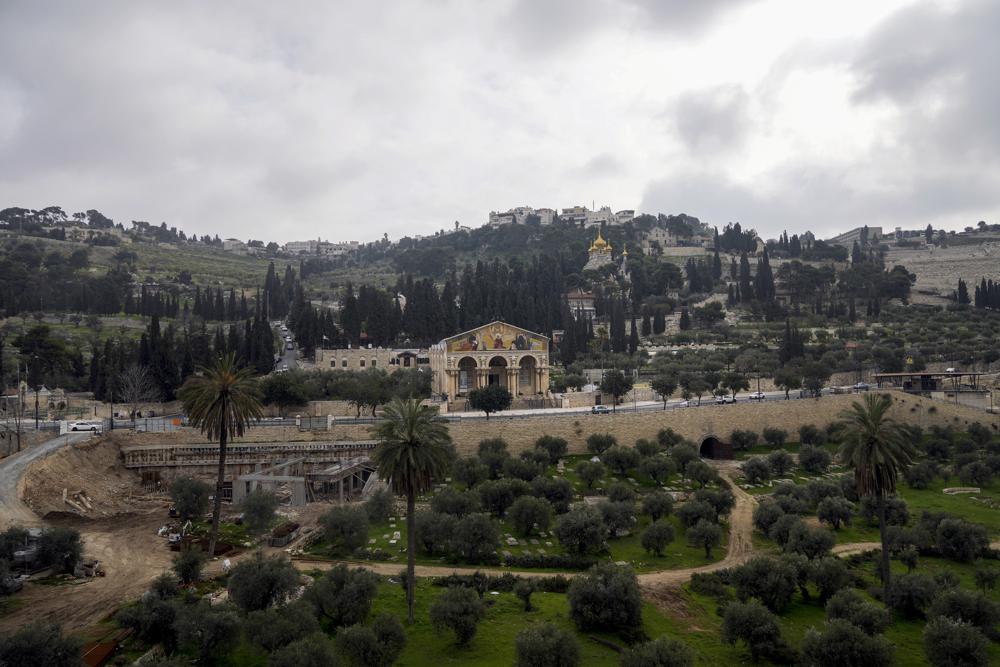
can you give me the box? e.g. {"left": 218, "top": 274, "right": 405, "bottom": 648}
{"left": 589, "top": 230, "right": 611, "bottom": 253}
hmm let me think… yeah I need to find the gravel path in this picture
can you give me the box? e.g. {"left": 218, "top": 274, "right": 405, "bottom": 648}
{"left": 0, "top": 432, "right": 91, "bottom": 529}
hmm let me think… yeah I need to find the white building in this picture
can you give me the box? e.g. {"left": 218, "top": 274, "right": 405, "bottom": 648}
{"left": 222, "top": 238, "right": 247, "bottom": 254}
{"left": 284, "top": 239, "right": 319, "bottom": 254}
{"left": 488, "top": 206, "right": 556, "bottom": 227}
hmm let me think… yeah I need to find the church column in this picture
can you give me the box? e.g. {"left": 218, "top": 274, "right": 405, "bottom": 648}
{"left": 508, "top": 369, "right": 517, "bottom": 395}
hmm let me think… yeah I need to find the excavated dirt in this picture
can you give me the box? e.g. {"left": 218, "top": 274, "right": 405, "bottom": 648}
{"left": 20, "top": 432, "right": 158, "bottom": 520}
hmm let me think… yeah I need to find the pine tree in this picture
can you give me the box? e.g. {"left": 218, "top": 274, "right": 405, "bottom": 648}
{"left": 678, "top": 308, "right": 690, "bottom": 331}
{"left": 653, "top": 310, "right": 666, "bottom": 335}
{"left": 957, "top": 278, "right": 970, "bottom": 305}
{"left": 629, "top": 315, "right": 639, "bottom": 354}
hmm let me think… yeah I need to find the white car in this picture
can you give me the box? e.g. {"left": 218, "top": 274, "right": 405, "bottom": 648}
{"left": 68, "top": 420, "right": 102, "bottom": 433}
{"left": 853, "top": 382, "right": 871, "bottom": 391}
{"left": 748, "top": 391, "right": 766, "bottom": 401}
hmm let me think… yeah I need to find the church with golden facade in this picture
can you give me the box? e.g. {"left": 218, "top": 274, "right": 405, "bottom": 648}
{"left": 429, "top": 321, "right": 550, "bottom": 400}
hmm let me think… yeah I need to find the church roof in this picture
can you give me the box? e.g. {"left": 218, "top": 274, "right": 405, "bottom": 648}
{"left": 589, "top": 229, "right": 611, "bottom": 253}
{"left": 438, "top": 320, "right": 548, "bottom": 345}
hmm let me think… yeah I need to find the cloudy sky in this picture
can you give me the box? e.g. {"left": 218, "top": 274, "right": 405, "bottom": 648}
{"left": 1, "top": 0, "right": 996, "bottom": 243}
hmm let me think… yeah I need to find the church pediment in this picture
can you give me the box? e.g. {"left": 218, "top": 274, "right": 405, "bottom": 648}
{"left": 443, "top": 321, "right": 548, "bottom": 353}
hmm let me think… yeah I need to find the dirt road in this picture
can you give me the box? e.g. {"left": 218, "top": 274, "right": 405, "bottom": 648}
{"left": 0, "top": 432, "right": 92, "bottom": 528}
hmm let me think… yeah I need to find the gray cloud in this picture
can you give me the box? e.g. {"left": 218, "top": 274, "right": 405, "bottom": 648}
{"left": 673, "top": 85, "right": 749, "bottom": 152}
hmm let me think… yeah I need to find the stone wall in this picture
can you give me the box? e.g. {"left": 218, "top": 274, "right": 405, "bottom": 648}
{"left": 327, "top": 392, "right": 996, "bottom": 456}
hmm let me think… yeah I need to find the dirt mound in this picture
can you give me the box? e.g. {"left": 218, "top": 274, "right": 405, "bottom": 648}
{"left": 20, "top": 432, "right": 159, "bottom": 519}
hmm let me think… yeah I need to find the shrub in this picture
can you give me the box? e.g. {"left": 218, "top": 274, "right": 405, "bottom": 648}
{"left": 689, "top": 572, "right": 730, "bottom": 600}
{"left": 974, "top": 563, "right": 999, "bottom": 593}
{"left": 670, "top": 443, "right": 699, "bottom": 470}
{"left": 0, "top": 623, "right": 81, "bottom": 667}
{"left": 522, "top": 448, "right": 553, "bottom": 467}
{"left": 798, "top": 424, "right": 826, "bottom": 445}
{"left": 414, "top": 511, "right": 458, "bottom": 556}
{"left": 567, "top": 563, "right": 642, "bottom": 637}
{"left": 508, "top": 496, "right": 553, "bottom": 536}
{"left": 657, "top": 428, "right": 683, "bottom": 448}
{"left": 245, "top": 601, "right": 321, "bottom": 653}
{"left": 885, "top": 573, "right": 936, "bottom": 618}
{"left": 684, "top": 460, "right": 718, "bottom": 487}
{"left": 785, "top": 522, "right": 835, "bottom": 560}
{"left": 453, "top": 456, "right": 488, "bottom": 489}
{"left": 535, "top": 435, "right": 568, "bottom": 464}
{"left": 115, "top": 595, "right": 179, "bottom": 652}
{"left": 240, "top": 488, "right": 279, "bottom": 536}
{"left": 752, "top": 500, "right": 785, "bottom": 536}
{"left": 805, "top": 479, "right": 842, "bottom": 506}
{"left": 635, "top": 438, "right": 662, "bottom": 458}
{"left": 742, "top": 458, "right": 770, "bottom": 484}
{"left": 173, "top": 546, "right": 205, "bottom": 584}
{"left": 959, "top": 462, "right": 993, "bottom": 487}
{"left": 504, "top": 457, "right": 545, "bottom": 482}
{"left": 303, "top": 564, "right": 379, "bottom": 627}
{"left": 270, "top": 632, "right": 339, "bottom": 667}
{"left": 810, "top": 557, "right": 851, "bottom": 603}
{"left": 478, "top": 478, "right": 530, "bottom": 517}
{"left": 904, "top": 461, "right": 937, "bottom": 490}
{"left": 603, "top": 446, "right": 641, "bottom": 475}
{"left": 860, "top": 497, "right": 910, "bottom": 527}
{"left": 320, "top": 505, "right": 370, "bottom": 555}
{"left": 430, "top": 586, "right": 485, "bottom": 645}
{"left": 721, "top": 600, "right": 786, "bottom": 663}
{"left": 514, "top": 623, "right": 580, "bottom": 667}
{"left": 599, "top": 501, "right": 637, "bottom": 537}
{"left": 928, "top": 588, "right": 1000, "bottom": 638}
{"left": 687, "top": 519, "right": 723, "bottom": 558}
{"left": 431, "top": 487, "right": 481, "bottom": 517}
{"left": 226, "top": 553, "right": 299, "bottom": 613}
{"left": 641, "top": 521, "right": 676, "bottom": 556}
{"left": 768, "top": 514, "right": 804, "bottom": 547}
{"left": 730, "top": 430, "right": 759, "bottom": 451}
{"left": 676, "top": 499, "right": 716, "bottom": 528}
{"left": 825, "top": 588, "right": 891, "bottom": 635}
{"left": 575, "top": 460, "right": 605, "bottom": 489}
{"left": 935, "top": 518, "right": 989, "bottom": 562}
{"left": 36, "top": 527, "right": 82, "bottom": 574}
{"left": 620, "top": 636, "right": 694, "bottom": 667}
{"left": 555, "top": 506, "right": 607, "bottom": 555}
{"left": 174, "top": 600, "right": 241, "bottom": 662}
{"left": 640, "top": 455, "right": 676, "bottom": 485}
{"left": 514, "top": 579, "right": 535, "bottom": 611}
{"left": 800, "top": 619, "right": 893, "bottom": 667}
{"left": 586, "top": 433, "right": 617, "bottom": 456}
{"left": 923, "top": 617, "right": 990, "bottom": 667}
{"left": 607, "top": 482, "right": 637, "bottom": 503}
{"left": 693, "top": 488, "right": 735, "bottom": 521}
{"left": 478, "top": 438, "right": 511, "bottom": 479}
{"left": 898, "top": 544, "right": 919, "bottom": 572}
{"left": 364, "top": 487, "right": 395, "bottom": 521}
{"left": 641, "top": 491, "right": 674, "bottom": 521}
{"left": 817, "top": 497, "right": 854, "bottom": 530}
{"left": 731, "top": 556, "right": 797, "bottom": 612}
{"left": 170, "top": 477, "right": 211, "bottom": 522}
{"left": 762, "top": 427, "right": 788, "bottom": 447}
{"left": 798, "top": 445, "right": 831, "bottom": 474}
{"left": 766, "top": 450, "right": 793, "bottom": 476}
{"left": 531, "top": 477, "right": 574, "bottom": 513}
{"left": 337, "top": 613, "right": 406, "bottom": 667}
{"left": 448, "top": 513, "right": 500, "bottom": 564}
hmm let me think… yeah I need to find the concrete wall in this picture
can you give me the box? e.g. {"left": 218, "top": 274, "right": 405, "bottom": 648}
{"left": 327, "top": 392, "right": 997, "bottom": 456}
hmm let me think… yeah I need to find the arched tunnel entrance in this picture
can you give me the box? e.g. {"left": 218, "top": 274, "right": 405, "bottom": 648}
{"left": 699, "top": 435, "right": 734, "bottom": 460}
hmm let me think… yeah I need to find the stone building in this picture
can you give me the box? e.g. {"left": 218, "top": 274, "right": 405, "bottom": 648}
{"left": 314, "top": 347, "right": 428, "bottom": 372}
{"left": 429, "top": 321, "right": 550, "bottom": 400}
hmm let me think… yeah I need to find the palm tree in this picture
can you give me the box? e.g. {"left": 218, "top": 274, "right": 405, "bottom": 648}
{"left": 371, "top": 397, "right": 453, "bottom": 623}
{"left": 178, "top": 352, "right": 262, "bottom": 558}
{"left": 838, "top": 393, "right": 916, "bottom": 594}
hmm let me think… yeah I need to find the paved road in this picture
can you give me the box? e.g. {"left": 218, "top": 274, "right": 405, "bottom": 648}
{"left": 0, "top": 432, "right": 91, "bottom": 528}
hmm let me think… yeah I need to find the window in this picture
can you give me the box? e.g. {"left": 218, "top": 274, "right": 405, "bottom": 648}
{"left": 330, "top": 361, "right": 336, "bottom": 368}
{"left": 371, "top": 359, "right": 377, "bottom": 367}
{"left": 360, "top": 359, "right": 366, "bottom": 368}
{"left": 341, "top": 359, "right": 347, "bottom": 368}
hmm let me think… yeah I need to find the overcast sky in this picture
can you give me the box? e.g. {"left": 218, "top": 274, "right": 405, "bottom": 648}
{"left": 1, "top": 0, "right": 996, "bottom": 243}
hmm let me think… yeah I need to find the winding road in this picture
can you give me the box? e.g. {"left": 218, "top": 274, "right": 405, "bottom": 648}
{"left": 0, "top": 432, "right": 91, "bottom": 529}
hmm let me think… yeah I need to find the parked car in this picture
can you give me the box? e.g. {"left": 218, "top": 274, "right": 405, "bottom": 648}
{"left": 853, "top": 382, "right": 871, "bottom": 391}
{"left": 748, "top": 391, "right": 766, "bottom": 401}
{"left": 591, "top": 405, "right": 611, "bottom": 414}
{"left": 715, "top": 395, "right": 736, "bottom": 405}
{"left": 68, "top": 420, "right": 102, "bottom": 433}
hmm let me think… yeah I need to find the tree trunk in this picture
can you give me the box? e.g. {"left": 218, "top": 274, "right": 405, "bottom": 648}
{"left": 406, "top": 485, "right": 416, "bottom": 624}
{"left": 877, "top": 495, "right": 890, "bottom": 596}
{"left": 208, "top": 413, "right": 227, "bottom": 558}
